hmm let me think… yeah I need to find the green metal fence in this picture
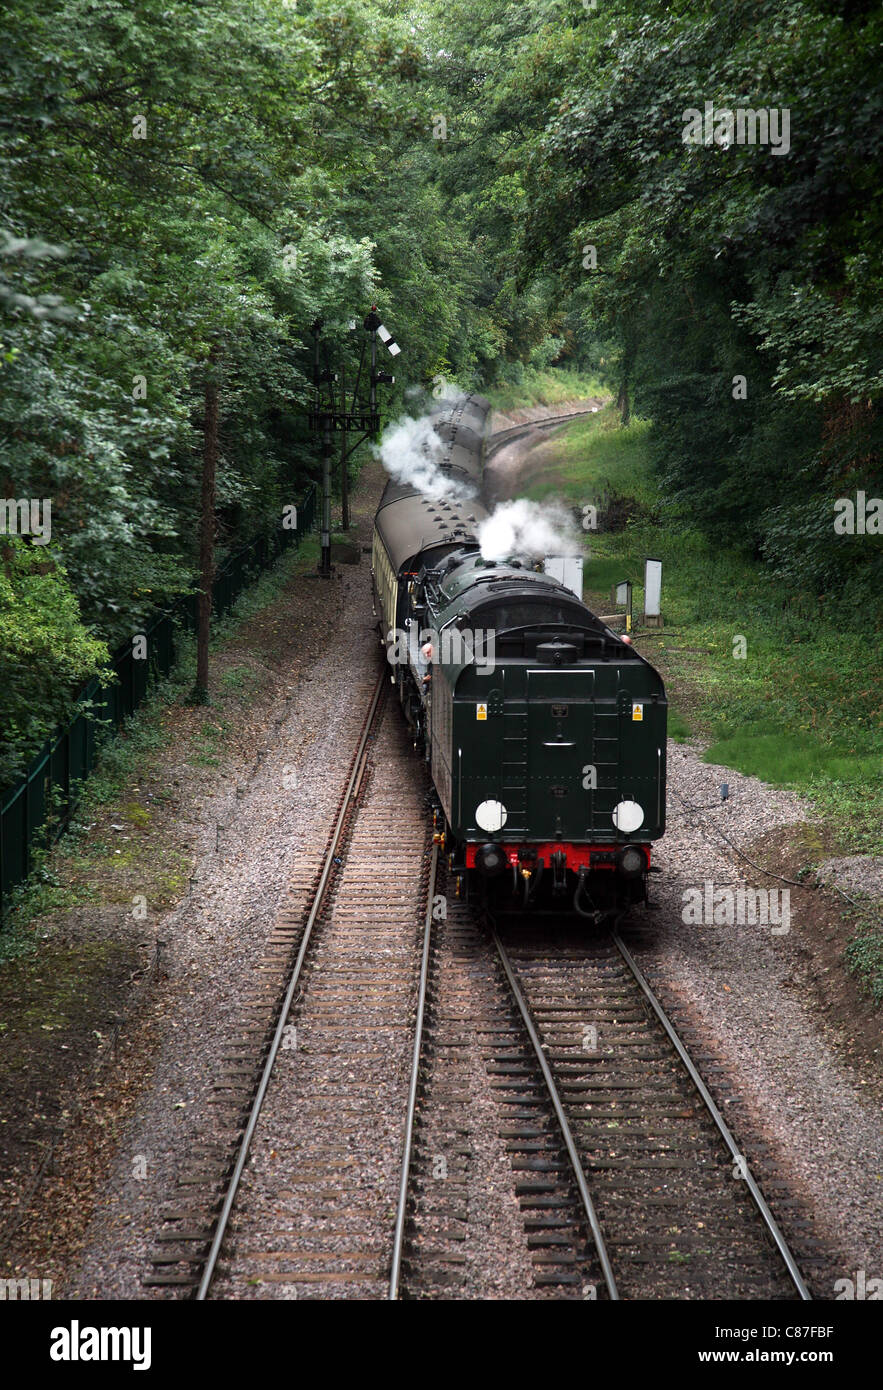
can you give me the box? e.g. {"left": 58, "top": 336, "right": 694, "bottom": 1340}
{"left": 0, "top": 487, "right": 316, "bottom": 923}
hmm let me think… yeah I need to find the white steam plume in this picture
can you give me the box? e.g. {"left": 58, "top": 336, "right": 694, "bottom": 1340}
{"left": 477, "top": 497, "right": 581, "bottom": 562}
{"left": 377, "top": 408, "right": 581, "bottom": 567}
{"left": 375, "top": 411, "right": 475, "bottom": 502}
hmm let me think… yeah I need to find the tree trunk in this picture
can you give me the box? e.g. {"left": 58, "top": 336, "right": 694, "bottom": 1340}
{"left": 340, "top": 361, "right": 349, "bottom": 531}
{"left": 193, "top": 350, "right": 219, "bottom": 702}
{"left": 617, "top": 378, "right": 631, "bottom": 427}
{"left": 617, "top": 337, "right": 635, "bottom": 427}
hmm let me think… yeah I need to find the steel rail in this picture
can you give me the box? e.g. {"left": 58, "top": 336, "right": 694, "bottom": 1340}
{"left": 490, "top": 928, "right": 620, "bottom": 1300}
{"left": 611, "top": 932, "right": 811, "bottom": 1300}
{"left": 484, "top": 409, "right": 600, "bottom": 461}
{"left": 389, "top": 841, "right": 439, "bottom": 1299}
{"left": 195, "top": 671, "right": 387, "bottom": 1300}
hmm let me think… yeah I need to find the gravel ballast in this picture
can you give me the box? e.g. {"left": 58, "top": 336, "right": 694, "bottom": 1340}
{"left": 12, "top": 412, "right": 880, "bottom": 1301}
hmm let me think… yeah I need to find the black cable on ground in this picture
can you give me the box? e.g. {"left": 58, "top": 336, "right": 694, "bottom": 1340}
{"left": 671, "top": 786, "right": 872, "bottom": 915}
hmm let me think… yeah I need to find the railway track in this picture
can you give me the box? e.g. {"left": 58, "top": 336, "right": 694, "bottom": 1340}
{"left": 202, "top": 701, "right": 435, "bottom": 1299}
{"left": 487, "top": 919, "right": 811, "bottom": 1299}
{"left": 395, "top": 886, "right": 812, "bottom": 1299}
{"left": 145, "top": 707, "right": 814, "bottom": 1300}
{"left": 398, "top": 892, "right": 612, "bottom": 1297}
{"left": 484, "top": 408, "right": 601, "bottom": 462}
{"left": 178, "top": 675, "right": 442, "bottom": 1300}
{"left": 143, "top": 667, "right": 424, "bottom": 1296}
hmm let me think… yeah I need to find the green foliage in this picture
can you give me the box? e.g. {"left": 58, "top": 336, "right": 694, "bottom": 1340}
{"left": 483, "top": 367, "right": 606, "bottom": 411}
{"left": 0, "top": 539, "right": 110, "bottom": 783}
{"left": 2, "top": 0, "right": 881, "bottom": 792}
{"left": 567, "top": 411, "right": 883, "bottom": 850}
{"left": 0, "top": 0, "right": 499, "bottom": 781}
{"left": 844, "top": 916, "right": 883, "bottom": 1006}
{"left": 511, "top": 0, "right": 883, "bottom": 621}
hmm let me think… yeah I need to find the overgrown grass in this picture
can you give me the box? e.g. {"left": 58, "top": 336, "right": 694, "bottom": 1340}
{"left": 483, "top": 366, "right": 608, "bottom": 412}
{"left": 524, "top": 412, "right": 656, "bottom": 507}
{"left": 546, "top": 407, "right": 883, "bottom": 856}
{"left": 667, "top": 708, "right": 692, "bottom": 744}
{"left": 213, "top": 533, "right": 319, "bottom": 633}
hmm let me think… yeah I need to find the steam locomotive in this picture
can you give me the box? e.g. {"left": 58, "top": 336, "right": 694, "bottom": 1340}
{"left": 371, "top": 393, "right": 667, "bottom": 916}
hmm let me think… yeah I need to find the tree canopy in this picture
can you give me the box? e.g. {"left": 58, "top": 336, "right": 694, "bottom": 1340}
{"left": 1, "top": 0, "right": 880, "bottom": 782}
